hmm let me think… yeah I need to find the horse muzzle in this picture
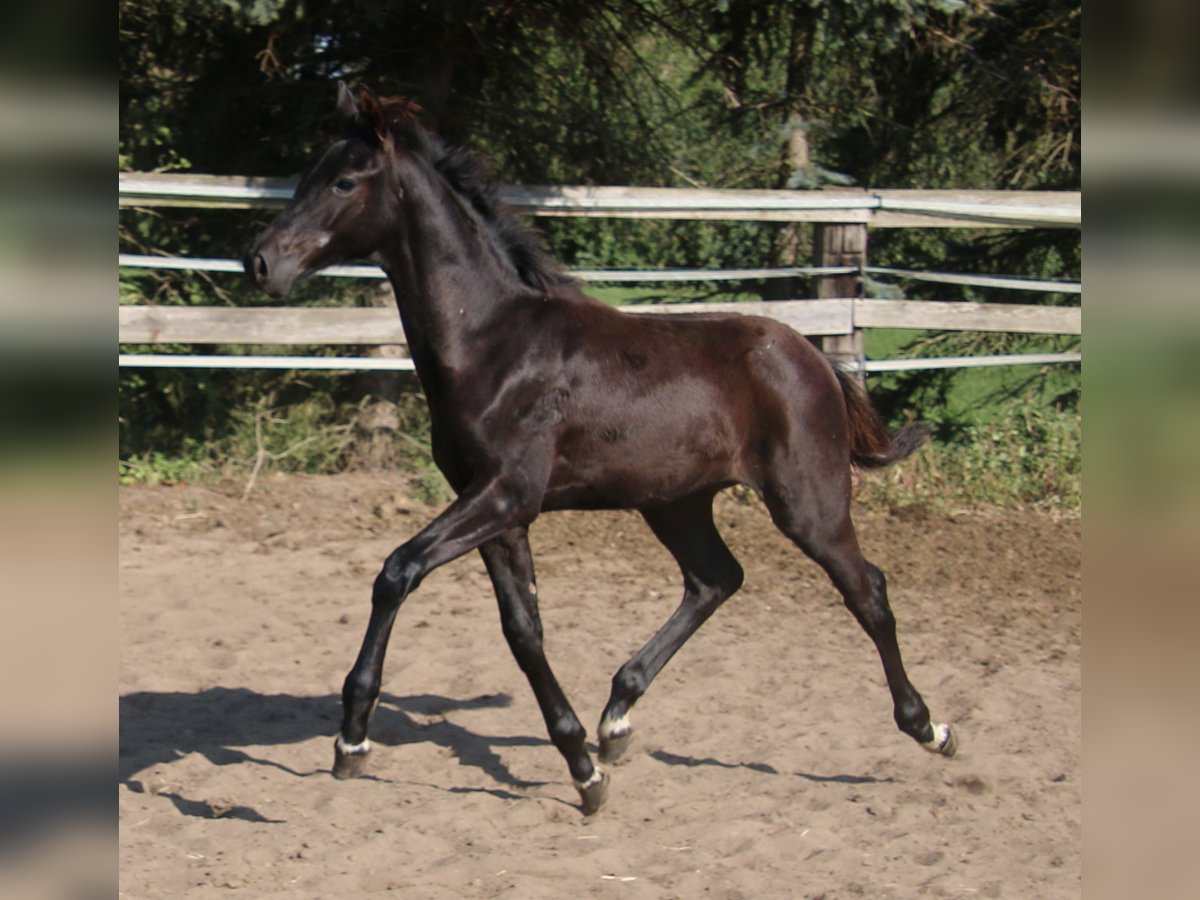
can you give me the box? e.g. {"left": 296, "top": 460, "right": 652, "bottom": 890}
{"left": 245, "top": 238, "right": 306, "bottom": 298}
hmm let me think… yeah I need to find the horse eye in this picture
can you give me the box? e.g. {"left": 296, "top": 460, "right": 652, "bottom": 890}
{"left": 333, "top": 179, "right": 356, "bottom": 194}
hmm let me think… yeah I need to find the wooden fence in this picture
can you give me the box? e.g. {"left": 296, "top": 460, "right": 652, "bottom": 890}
{"left": 118, "top": 173, "right": 1081, "bottom": 374}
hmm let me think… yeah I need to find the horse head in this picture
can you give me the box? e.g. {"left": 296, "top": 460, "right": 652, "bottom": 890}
{"left": 245, "top": 83, "right": 402, "bottom": 298}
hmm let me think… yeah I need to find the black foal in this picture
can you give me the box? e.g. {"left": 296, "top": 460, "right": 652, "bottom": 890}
{"left": 246, "top": 84, "right": 956, "bottom": 815}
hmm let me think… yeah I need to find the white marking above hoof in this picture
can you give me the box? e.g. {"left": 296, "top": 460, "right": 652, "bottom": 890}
{"left": 335, "top": 735, "right": 371, "bottom": 756}
{"left": 575, "top": 767, "right": 606, "bottom": 791}
{"left": 576, "top": 767, "right": 610, "bottom": 816}
{"left": 599, "top": 713, "right": 631, "bottom": 741}
{"left": 921, "top": 722, "right": 955, "bottom": 756}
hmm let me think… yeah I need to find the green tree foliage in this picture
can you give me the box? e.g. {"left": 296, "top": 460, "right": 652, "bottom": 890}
{"left": 120, "top": 0, "right": 1078, "bottom": 192}
{"left": 119, "top": 0, "right": 1079, "bottom": 473}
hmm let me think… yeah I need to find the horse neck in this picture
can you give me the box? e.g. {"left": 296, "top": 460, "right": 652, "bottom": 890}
{"left": 377, "top": 156, "right": 524, "bottom": 379}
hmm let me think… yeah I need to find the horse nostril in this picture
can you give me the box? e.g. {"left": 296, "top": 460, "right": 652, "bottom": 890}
{"left": 254, "top": 252, "right": 269, "bottom": 282}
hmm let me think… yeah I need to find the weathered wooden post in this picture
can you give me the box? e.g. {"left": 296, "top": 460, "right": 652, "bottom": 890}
{"left": 814, "top": 221, "right": 866, "bottom": 380}
{"left": 764, "top": 117, "right": 813, "bottom": 304}
{"left": 766, "top": 117, "right": 866, "bottom": 380}
{"left": 348, "top": 281, "right": 408, "bottom": 468}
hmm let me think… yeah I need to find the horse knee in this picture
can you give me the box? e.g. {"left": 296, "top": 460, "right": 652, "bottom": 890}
{"left": 343, "top": 668, "right": 379, "bottom": 706}
{"left": 375, "top": 552, "right": 423, "bottom": 604}
{"left": 487, "top": 481, "right": 540, "bottom": 528}
{"left": 501, "top": 608, "right": 543, "bottom": 664}
{"left": 548, "top": 712, "right": 586, "bottom": 752}
{"left": 865, "top": 562, "right": 887, "bottom": 597}
{"left": 612, "top": 660, "right": 648, "bottom": 703}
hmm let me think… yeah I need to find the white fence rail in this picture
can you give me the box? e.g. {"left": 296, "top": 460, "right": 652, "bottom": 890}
{"left": 118, "top": 175, "right": 1081, "bottom": 374}
{"left": 117, "top": 350, "right": 1081, "bottom": 374}
{"left": 118, "top": 299, "right": 1080, "bottom": 344}
{"left": 119, "top": 173, "right": 1080, "bottom": 228}
{"left": 118, "top": 252, "right": 1081, "bottom": 293}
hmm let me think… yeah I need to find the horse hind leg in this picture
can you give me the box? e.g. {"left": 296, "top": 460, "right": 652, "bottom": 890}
{"left": 860, "top": 560, "right": 957, "bottom": 757}
{"left": 764, "top": 483, "right": 957, "bottom": 758}
{"left": 597, "top": 492, "right": 744, "bottom": 764}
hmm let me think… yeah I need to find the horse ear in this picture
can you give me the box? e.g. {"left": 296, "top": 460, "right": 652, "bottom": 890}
{"left": 336, "top": 81, "right": 359, "bottom": 131}
{"left": 335, "top": 82, "right": 389, "bottom": 145}
{"left": 355, "top": 87, "right": 389, "bottom": 143}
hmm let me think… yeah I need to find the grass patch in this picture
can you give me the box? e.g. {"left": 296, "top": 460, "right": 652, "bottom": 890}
{"left": 865, "top": 328, "right": 1079, "bottom": 428}
{"left": 118, "top": 324, "right": 1080, "bottom": 512}
{"left": 118, "top": 380, "right": 460, "bottom": 502}
{"left": 857, "top": 329, "right": 1080, "bottom": 510}
{"left": 856, "top": 394, "right": 1080, "bottom": 512}
{"left": 118, "top": 393, "right": 354, "bottom": 486}
{"left": 119, "top": 385, "right": 1079, "bottom": 512}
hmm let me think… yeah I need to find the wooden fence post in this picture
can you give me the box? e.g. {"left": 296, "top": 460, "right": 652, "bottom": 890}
{"left": 763, "top": 116, "right": 811, "bottom": 305}
{"left": 814, "top": 222, "right": 866, "bottom": 379}
{"left": 347, "top": 282, "right": 409, "bottom": 469}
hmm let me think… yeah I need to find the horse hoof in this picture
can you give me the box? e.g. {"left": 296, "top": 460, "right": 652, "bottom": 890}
{"left": 922, "top": 722, "right": 958, "bottom": 758}
{"left": 332, "top": 738, "right": 371, "bottom": 779}
{"left": 938, "top": 725, "right": 958, "bottom": 758}
{"left": 576, "top": 769, "right": 610, "bottom": 816}
{"left": 599, "top": 729, "right": 633, "bottom": 765}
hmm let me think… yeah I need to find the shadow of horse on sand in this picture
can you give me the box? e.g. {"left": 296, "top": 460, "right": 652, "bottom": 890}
{"left": 119, "top": 687, "right": 549, "bottom": 819}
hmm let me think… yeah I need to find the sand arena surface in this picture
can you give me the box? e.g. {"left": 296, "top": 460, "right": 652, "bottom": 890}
{"left": 120, "top": 474, "right": 1079, "bottom": 898}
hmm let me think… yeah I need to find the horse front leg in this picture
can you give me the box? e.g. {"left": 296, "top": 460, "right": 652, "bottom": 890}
{"left": 479, "top": 529, "right": 607, "bottom": 815}
{"left": 332, "top": 475, "right": 540, "bottom": 779}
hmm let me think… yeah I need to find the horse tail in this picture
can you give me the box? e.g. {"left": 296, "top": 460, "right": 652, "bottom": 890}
{"left": 832, "top": 365, "right": 930, "bottom": 469}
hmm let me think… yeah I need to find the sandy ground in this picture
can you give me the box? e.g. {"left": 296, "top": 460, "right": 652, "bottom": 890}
{"left": 119, "top": 473, "right": 1080, "bottom": 898}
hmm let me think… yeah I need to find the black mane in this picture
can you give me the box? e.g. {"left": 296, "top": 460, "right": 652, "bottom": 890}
{"left": 378, "top": 98, "right": 573, "bottom": 292}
